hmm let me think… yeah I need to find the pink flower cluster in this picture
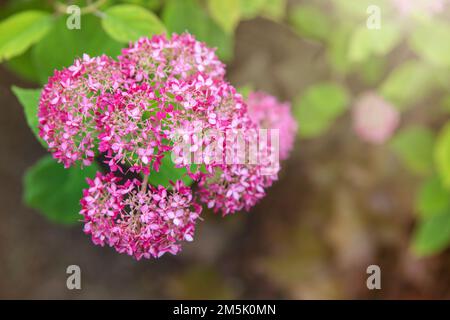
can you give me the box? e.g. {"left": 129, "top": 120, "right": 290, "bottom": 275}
{"left": 81, "top": 173, "right": 201, "bottom": 259}
{"left": 246, "top": 91, "right": 297, "bottom": 161}
{"left": 38, "top": 33, "right": 297, "bottom": 259}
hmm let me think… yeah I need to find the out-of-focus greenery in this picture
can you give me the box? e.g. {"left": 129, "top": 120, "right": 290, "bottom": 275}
{"left": 288, "top": 0, "right": 450, "bottom": 256}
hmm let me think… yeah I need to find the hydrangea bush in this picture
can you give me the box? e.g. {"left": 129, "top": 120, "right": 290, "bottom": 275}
{"left": 36, "top": 33, "right": 296, "bottom": 259}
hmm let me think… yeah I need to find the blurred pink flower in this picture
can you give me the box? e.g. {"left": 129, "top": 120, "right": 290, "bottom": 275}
{"left": 393, "top": 0, "right": 447, "bottom": 15}
{"left": 352, "top": 92, "right": 400, "bottom": 144}
{"left": 246, "top": 91, "right": 297, "bottom": 161}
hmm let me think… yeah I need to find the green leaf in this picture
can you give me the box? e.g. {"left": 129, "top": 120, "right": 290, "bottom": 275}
{"left": 416, "top": 175, "right": 450, "bottom": 219}
{"left": 148, "top": 154, "right": 193, "bottom": 188}
{"left": 348, "top": 23, "right": 401, "bottom": 63}
{"left": 258, "top": 0, "right": 286, "bottom": 21}
{"left": 390, "top": 126, "right": 434, "bottom": 175}
{"left": 11, "top": 85, "right": 45, "bottom": 146}
{"left": 32, "top": 15, "right": 123, "bottom": 84}
{"left": 162, "top": 0, "right": 233, "bottom": 61}
{"left": 412, "top": 211, "right": 450, "bottom": 256}
{"left": 435, "top": 122, "right": 450, "bottom": 188}
{"left": 0, "top": 10, "right": 53, "bottom": 61}
{"left": 294, "top": 83, "right": 349, "bottom": 138}
{"left": 24, "top": 155, "right": 99, "bottom": 225}
{"left": 289, "top": 5, "right": 330, "bottom": 41}
{"left": 360, "top": 57, "right": 385, "bottom": 86}
{"left": 409, "top": 20, "right": 450, "bottom": 68}
{"left": 380, "top": 60, "right": 437, "bottom": 110}
{"left": 327, "top": 23, "right": 352, "bottom": 74}
{"left": 332, "top": 0, "right": 390, "bottom": 18}
{"left": 102, "top": 4, "right": 166, "bottom": 43}
{"left": 207, "top": 0, "right": 241, "bottom": 34}
{"left": 240, "top": 0, "right": 267, "bottom": 20}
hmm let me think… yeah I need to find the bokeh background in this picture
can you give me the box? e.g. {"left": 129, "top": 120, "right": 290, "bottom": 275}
{"left": 1, "top": 0, "right": 450, "bottom": 299}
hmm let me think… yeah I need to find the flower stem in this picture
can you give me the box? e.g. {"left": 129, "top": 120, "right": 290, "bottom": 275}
{"left": 141, "top": 174, "right": 149, "bottom": 193}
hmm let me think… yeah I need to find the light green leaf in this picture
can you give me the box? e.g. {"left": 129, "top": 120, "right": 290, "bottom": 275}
{"left": 148, "top": 154, "right": 193, "bottom": 188}
{"left": 162, "top": 0, "right": 233, "bottom": 61}
{"left": 294, "top": 83, "right": 349, "bottom": 138}
{"left": 258, "top": 0, "right": 286, "bottom": 21}
{"left": 327, "top": 23, "right": 352, "bottom": 74}
{"left": 412, "top": 211, "right": 450, "bottom": 256}
{"left": 32, "top": 15, "right": 123, "bottom": 84}
{"left": 332, "top": 0, "right": 390, "bottom": 18}
{"left": 102, "top": 4, "right": 166, "bottom": 43}
{"left": 380, "top": 60, "right": 436, "bottom": 110}
{"left": 208, "top": 0, "right": 241, "bottom": 34}
{"left": 435, "top": 122, "right": 450, "bottom": 188}
{"left": 289, "top": 5, "right": 330, "bottom": 41}
{"left": 416, "top": 175, "right": 450, "bottom": 219}
{"left": 409, "top": 20, "right": 450, "bottom": 68}
{"left": 11, "top": 85, "right": 45, "bottom": 146}
{"left": 390, "top": 126, "right": 434, "bottom": 175}
{"left": 0, "top": 10, "right": 53, "bottom": 61}
{"left": 240, "top": 0, "right": 267, "bottom": 19}
{"left": 348, "top": 23, "right": 401, "bottom": 63}
{"left": 24, "top": 155, "right": 99, "bottom": 225}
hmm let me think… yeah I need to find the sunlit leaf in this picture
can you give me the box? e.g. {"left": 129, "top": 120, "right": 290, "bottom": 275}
{"left": 102, "top": 4, "right": 166, "bottom": 43}
{"left": 0, "top": 10, "right": 53, "bottom": 61}
{"left": 207, "top": 0, "right": 241, "bottom": 34}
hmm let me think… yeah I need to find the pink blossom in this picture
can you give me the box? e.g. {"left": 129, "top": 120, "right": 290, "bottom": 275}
{"left": 80, "top": 172, "right": 202, "bottom": 260}
{"left": 352, "top": 92, "right": 400, "bottom": 144}
{"left": 38, "top": 54, "right": 123, "bottom": 168}
{"left": 246, "top": 91, "right": 297, "bottom": 160}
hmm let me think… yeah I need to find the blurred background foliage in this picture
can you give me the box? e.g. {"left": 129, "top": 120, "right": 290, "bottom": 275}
{"left": 1, "top": 0, "right": 450, "bottom": 299}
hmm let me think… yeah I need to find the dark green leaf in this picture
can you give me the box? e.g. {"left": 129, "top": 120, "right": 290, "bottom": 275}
{"left": 11, "top": 85, "right": 45, "bottom": 146}
{"left": 32, "top": 15, "right": 123, "bottom": 84}
{"left": 148, "top": 154, "right": 193, "bottom": 188}
{"left": 24, "top": 155, "right": 99, "bottom": 225}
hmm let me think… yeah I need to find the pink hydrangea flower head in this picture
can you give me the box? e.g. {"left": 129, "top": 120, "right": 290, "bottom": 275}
{"left": 118, "top": 33, "right": 225, "bottom": 84}
{"left": 193, "top": 88, "right": 280, "bottom": 215}
{"left": 96, "top": 83, "right": 173, "bottom": 174}
{"left": 38, "top": 54, "right": 123, "bottom": 168}
{"left": 352, "top": 92, "right": 400, "bottom": 144}
{"left": 246, "top": 91, "right": 297, "bottom": 160}
{"left": 80, "top": 172, "right": 202, "bottom": 260}
{"left": 198, "top": 163, "right": 278, "bottom": 215}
